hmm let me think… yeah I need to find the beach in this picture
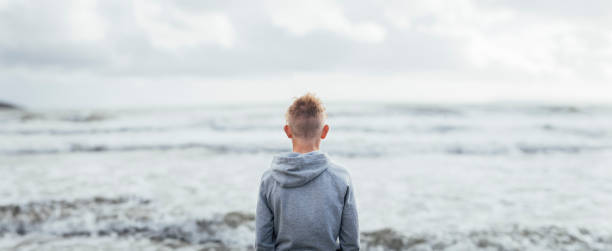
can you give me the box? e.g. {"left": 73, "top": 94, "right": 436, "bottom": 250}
{"left": 1, "top": 103, "right": 612, "bottom": 250}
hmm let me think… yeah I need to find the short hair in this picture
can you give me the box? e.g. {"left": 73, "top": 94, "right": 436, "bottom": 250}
{"left": 285, "top": 93, "right": 327, "bottom": 139}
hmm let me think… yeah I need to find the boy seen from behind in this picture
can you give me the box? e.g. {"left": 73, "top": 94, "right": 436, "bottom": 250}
{"left": 256, "top": 93, "right": 359, "bottom": 250}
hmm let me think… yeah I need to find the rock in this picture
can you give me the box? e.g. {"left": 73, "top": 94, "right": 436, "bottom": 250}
{"left": 223, "top": 212, "right": 255, "bottom": 228}
{"left": 198, "top": 242, "right": 231, "bottom": 251}
{"left": 361, "top": 228, "right": 429, "bottom": 251}
{"left": 361, "top": 228, "right": 408, "bottom": 251}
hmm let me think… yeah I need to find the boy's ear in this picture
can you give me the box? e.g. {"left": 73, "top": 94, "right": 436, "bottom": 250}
{"left": 321, "top": 124, "right": 329, "bottom": 139}
{"left": 284, "top": 125, "right": 293, "bottom": 138}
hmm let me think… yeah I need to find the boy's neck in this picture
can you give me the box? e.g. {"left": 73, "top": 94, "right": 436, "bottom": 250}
{"left": 292, "top": 139, "right": 321, "bottom": 154}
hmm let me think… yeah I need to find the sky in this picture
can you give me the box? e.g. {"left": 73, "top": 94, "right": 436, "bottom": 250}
{"left": 1, "top": 0, "right": 611, "bottom": 108}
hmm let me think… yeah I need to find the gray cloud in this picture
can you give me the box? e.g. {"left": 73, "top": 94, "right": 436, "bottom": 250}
{"left": 479, "top": 0, "right": 612, "bottom": 18}
{"left": 0, "top": 0, "right": 611, "bottom": 107}
{"left": 0, "top": 1, "right": 469, "bottom": 74}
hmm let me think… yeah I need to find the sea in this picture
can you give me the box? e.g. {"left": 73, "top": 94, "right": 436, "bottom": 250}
{"left": 1, "top": 102, "right": 611, "bottom": 250}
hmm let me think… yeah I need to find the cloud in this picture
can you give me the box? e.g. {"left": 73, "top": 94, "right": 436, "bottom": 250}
{"left": 0, "top": 0, "right": 611, "bottom": 107}
{"left": 133, "top": 0, "right": 235, "bottom": 49}
{"left": 384, "top": 1, "right": 597, "bottom": 76}
{"left": 67, "top": 0, "right": 107, "bottom": 41}
{"left": 265, "top": 0, "right": 386, "bottom": 43}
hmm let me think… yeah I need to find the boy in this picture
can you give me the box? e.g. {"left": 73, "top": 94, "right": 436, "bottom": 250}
{"left": 256, "top": 93, "right": 359, "bottom": 250}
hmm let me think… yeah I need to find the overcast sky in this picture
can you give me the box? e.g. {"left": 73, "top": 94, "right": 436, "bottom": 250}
{"left": 1, "top": 0, "right": 611, "bottom": 108}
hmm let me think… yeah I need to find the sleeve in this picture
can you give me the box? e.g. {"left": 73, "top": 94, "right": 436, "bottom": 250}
{"left": 339, "top": 176, "right": 360, "bottom": 250}
{"left": 255, "top": 180, "right": 275, "bottom": 250}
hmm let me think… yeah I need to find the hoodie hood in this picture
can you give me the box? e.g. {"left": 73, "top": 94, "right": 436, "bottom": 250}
{"left": 271, "top": 151, "right": 330, "bottom": 188}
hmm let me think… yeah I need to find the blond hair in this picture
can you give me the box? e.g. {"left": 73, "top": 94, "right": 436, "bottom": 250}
{"left": 285, "top": 93, "right": 327, "bottom": 139}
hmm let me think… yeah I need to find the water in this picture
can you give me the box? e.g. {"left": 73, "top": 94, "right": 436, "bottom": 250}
{"left": 1, "top": 103, "right": 612, "bottom": 250}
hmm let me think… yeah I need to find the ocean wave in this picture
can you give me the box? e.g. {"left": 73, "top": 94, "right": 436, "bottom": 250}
{"left": 445, "top": 144, "right": 612, "bottom": 155}
{"left": 0, "top": 143, "right": 384, "bottom": 158}
{"left": 0, "top": 126, "right": 172, "bottom": 136}
{"left": 0, "top": 143, "right": 287, "bottom": 156}
{"left": 1, "top": 197, "right": 611, "bottom": 250}
{"left": 516, "top": 144, "right": 612, "bottom": 154}
{"left": 2, "top": 142, "right": 611, "bottom": 158}
{"left": 0, "top": 143, "right": 372, "bottom": 158}
{"left": 0, "top": 123, "right": 470, "bottom": 136}
{"left": 443, "top": 146, "right": 510, "bottom": 155}
{"left": 12, "top": 112, "right": 112, "bottom": 123}
{"left": 541, "top": 124, "right": 609, "bottom": 138}
{"left": 383, "top": 105, "right": 464, "bottom": 116}
{"left": 533, "top": 105, "right": 583, "bottom": 114}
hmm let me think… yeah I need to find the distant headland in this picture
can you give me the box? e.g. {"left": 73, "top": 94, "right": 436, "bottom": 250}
{"left": 0, "top": 101, "right": 20, "bottom": 110}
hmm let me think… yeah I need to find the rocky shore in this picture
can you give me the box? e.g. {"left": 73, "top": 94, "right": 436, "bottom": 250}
{"left": 1, "top": 197, "right": 611, "bottom": 250}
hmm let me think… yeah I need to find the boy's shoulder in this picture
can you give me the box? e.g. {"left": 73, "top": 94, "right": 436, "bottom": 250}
{"left": 324, "top": 161, "right": 352, "bottom": 186}
{"left": 259, "top": 168, "right": 275, "bottom": 184}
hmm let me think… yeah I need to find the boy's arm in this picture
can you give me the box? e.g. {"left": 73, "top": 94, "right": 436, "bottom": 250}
{"left": 339, "top": 177, "right": 360, "bottom": 250}
{"left": 255, "top": 181, "right": 275, "bottom": 250}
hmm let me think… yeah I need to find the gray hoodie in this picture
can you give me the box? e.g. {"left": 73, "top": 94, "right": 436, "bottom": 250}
{"left": 256, "top": 151, "right": 359, "bottom": 250}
